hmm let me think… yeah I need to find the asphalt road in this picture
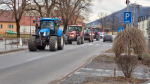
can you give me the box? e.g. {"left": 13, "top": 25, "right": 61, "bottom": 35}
{"left": 0, "top": 39, "right": 112, "bottom": 84}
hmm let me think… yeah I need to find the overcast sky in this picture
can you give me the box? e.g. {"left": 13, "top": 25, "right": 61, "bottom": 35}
{"left": 87, "top": 0, "right": 150, "bottom": 23}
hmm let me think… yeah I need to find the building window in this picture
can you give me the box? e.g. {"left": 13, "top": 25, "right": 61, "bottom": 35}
{"left": 0, "top": 24, "right": 2, "bottom": 29}
{"left": 8, "top": 25, "right": 13, "bottom": 29}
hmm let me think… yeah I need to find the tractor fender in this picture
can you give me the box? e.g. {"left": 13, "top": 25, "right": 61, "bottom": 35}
{"left": 57, "top": 29, "right": 63, "bottom": 37}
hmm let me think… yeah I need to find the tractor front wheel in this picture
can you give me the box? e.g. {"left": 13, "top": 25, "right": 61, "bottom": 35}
{"left": 81, "top": 36, "right": 84, "bottom": 44}
{"left": 49, "top": 36, "right": 58, "bottom": 51}
{"left": 58, "top": 33, "right": 64, "bottom": 50}
{"left": 77, "top": 36, "right": 81, "bottom": 45}
{"left": 28, "top": 36, "right": 37, "bottom": 51}
{"left": 96, "top": 35, "right": 100, "bottom": 41}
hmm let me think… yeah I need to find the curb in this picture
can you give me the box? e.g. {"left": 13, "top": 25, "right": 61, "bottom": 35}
{"left": 0, "top": 48, "right": 28, "bottom": 54}
{"left": 58, "top": 49, "right": 109, "bottom": 84}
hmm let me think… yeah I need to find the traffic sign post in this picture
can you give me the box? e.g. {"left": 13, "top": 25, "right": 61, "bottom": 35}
{"left": 124, "top": 12, "right": 132, "bottom": 23}
{"left": 118, "top": 27, "right": 124, "bottom": 33}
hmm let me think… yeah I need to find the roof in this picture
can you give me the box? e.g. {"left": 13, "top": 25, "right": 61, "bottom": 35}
{"left": 0, "top": 12, "right": 15, "bottom": 22}
{"left": 39, "top": 18, "right": 60, "bottom": 21}
{"left": 20, "top": 16, "right": 40, "bottom": 26}
{"left": 69, "top": 25, "right": 82, "bottom": 27}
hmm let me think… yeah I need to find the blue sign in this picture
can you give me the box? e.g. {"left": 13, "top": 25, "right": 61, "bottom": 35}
{"left": 124, "top": 12, "right": 132, "bottom": 23}
{"left": 118, "top": 27, "right": 124, "bottom": 33}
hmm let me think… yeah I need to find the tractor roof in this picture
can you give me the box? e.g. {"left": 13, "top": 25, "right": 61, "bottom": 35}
{"left": 39, "top": 18, "right": 60, "bottom": 21}
{"left": 69, "top": 25, "right": 82, "bottom": 27}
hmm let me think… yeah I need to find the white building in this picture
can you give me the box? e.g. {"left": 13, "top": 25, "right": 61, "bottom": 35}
{"left": 138, "top": 14, "right": 150, "bottom": 38}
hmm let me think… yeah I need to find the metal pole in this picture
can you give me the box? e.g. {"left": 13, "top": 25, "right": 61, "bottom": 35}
{"left": 30, "top": 16, "right": 31, "bottom": 36}
{"left": 148, "top": 17, "right": 150, "bottom": 49}
{"left": 5, "top": 38, "right": 6, "bottom": 50}
{"left": 126, "top": 0, "right": 129, "bottom": 28}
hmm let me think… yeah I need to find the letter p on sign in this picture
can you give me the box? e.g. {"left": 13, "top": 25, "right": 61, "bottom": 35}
{"left": 126, "top": 13, "right": 130, "bottom": 19}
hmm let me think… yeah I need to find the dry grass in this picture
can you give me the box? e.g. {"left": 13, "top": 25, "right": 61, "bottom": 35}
{"left": 112, "top": 27, "right": 147, "bottom": 56}
{"left": 83, "top": 76, "right": 148, "bottom": 84}
{"left": 105, "top": 49, "right": 114, "bottom": 53}
{"left": 92, "top": 54, "right": 115, "bottom": 63}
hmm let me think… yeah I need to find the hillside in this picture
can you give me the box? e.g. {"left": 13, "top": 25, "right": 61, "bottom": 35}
{"left": 87, "top": 4, "right": 150, "bottom": 27}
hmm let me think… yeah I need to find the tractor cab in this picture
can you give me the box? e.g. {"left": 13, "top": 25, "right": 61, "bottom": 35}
{"left": 39, "top": 18, "right": 61, "bottom": 36}
{"left": 68, "top": 25, "right": 82, "bottom": 34}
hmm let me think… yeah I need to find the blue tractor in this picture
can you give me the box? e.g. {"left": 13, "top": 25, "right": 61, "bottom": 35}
{"left": 28, "top": 18, "right": 64, "bottom": 51}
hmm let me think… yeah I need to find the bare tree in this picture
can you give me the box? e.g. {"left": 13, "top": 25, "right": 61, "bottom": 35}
{"left": 109, "top": 12, "right": 118, "bottom": 35}
{"left": 58, "top": 0, "right": 92, "bottom": 33}
{"left": 33, "top": 0, "right": 58, "bottom": 17}
{"left": 1, "top": 0, "right": 30, "bottom": 37}
{"left": 98, "top": 12, "right": 108, "bottom": 32}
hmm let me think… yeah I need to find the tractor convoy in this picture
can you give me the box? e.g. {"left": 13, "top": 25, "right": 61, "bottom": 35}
{"left": 28, "top": 17, "right": 101, "bottom": 51}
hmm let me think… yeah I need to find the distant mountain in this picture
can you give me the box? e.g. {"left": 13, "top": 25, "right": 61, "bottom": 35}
{"left": 86, "top": 4, "right": 150, "bottom": 27}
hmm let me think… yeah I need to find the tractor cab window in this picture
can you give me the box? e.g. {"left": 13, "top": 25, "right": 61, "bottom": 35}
{"left": 69, "top": 26, "right": 82, "bottom": 32}
{"left": 40, "top": 21, "right": 54, "bottom": 30}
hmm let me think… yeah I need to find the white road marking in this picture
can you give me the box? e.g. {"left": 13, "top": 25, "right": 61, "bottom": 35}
{"left": 27, "top": 56, "right": 42, "bottom": 61}
{"left": 95, "top": 44, "right": 99, "bottom": 46}
{"left": 102, "top": 44, "right": 107, "bottom": 46}
{"left": 88, "top": 44, "right": 93, "bottom": 45}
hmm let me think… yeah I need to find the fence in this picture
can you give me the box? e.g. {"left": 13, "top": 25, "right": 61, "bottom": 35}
{"left": 0, "top": 37, "right": 28, "bottom": 52}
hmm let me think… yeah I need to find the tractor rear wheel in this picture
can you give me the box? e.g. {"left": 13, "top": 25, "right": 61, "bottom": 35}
{"left": 77, "top": 36, "right": 81, "bottom": 45}
{"left": 96, "top": 35, "right": 100, "bottom": 41}
{"left": 37, "top": 46, "right": 45, "bottom": 50}
{"left": 81, "top": 36, "right": 84, "bottom": 44}
{"left": 28, "top": 36, "right": 37, "bottom": 51}
{"left": 49, "top": 36, "right": 58, "bottom": 51}
{"left": 65, "top": 36, "right": 68, "bottom": 45}
{"left": 58, "top": 33, "right": 64, "bottom": 50}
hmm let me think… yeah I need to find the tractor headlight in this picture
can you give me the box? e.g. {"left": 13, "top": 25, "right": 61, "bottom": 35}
{"left": 93, "top": 34, "right": 95, "bottom": 35}
{"left": 90, "top": 33, "right": 91, "bottom": 35}
{"left": 43, "top": 32, "right": 46, "bottom": 36}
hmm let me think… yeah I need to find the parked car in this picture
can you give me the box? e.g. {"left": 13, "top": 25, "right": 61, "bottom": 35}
{"left": 103, "top": 35, "right": 113, "bottom": 42}
{"left": 5, "top": 30, "right": 17, "bottom": 34}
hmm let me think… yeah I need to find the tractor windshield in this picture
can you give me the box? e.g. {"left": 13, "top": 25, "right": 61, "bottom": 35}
{"left": 69, "top": 26, "right": 82, "bottom": 32}
{"left": 40, "top": 21, "right": 54, "bottom": 29}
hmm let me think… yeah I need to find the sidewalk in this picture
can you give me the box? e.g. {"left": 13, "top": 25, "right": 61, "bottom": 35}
{"left": 59, "top": 50, "right": 149, "bottom": 84}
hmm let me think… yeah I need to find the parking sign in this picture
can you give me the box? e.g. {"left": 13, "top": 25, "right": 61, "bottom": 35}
{"left": 124, "top": 12, "right": 132, "bottom": 23}
{"left": 118, "top": 27, "right": 124, "bottom": 33}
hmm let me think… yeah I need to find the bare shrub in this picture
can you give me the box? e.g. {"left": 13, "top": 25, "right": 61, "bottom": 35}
{"left": 112, "top": 27, "right": 147, "bottom": 56}
{"left": 116, "top": 55, "right": 138, "bottom": 78}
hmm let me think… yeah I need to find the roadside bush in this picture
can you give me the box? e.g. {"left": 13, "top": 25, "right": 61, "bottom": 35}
{"left": 116, "top": 55, "right": 138, "bottom": 78}
{"left": 138, "top": 54, "right": 148, "bottom": 60}
{"left": 112, "top": 27, "right": 147, "bottom": 56}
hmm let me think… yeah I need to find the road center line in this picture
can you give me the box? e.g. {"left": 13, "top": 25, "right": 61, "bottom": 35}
{"left": 27, "top": 56, "right": 42, "bottom": 61}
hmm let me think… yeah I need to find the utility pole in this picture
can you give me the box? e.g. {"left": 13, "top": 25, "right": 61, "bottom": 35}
{"left": 136, "top": 4, "right": 140, "bottom": 28}
{"left": 148, "top": 16, "right": 150, "bottom": 49}
{"left": 132, "top": 2, "right": 136, "bottom": 27}
{"left": 126, "top": 0, "right": 130, "bottom": 28}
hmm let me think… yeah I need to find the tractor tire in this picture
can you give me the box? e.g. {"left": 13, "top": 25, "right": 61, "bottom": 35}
{"left": 28, "top": 36, "right": 37, "bottom": 51}
{"left": 92, "top": 37, "right": 94, "bottom": 42}
{"left": 77, "top": 36, "right": 81, "bottom": 45}
{"left": 37, "top": 46, "right": 45, "bottom": 50}
{"left": 96, "top": 35, "right": 100, "bottom": 41}
{"left": 65, "top": 36, "right": 68, "bottom": 45}
{"left": 81, "top": 36, "right": 84, "bottom": 44}
{"left": 49, "top": 36, "right": 58, "bottom": 51}
{"left": 68, "top": 41, "right": 72, "bottom": 44}
{"left": 89, "top": 36, "right": 92, "bottom": 42}
{"left": 58, "top": 33, "right": 64, "bottom": 50}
